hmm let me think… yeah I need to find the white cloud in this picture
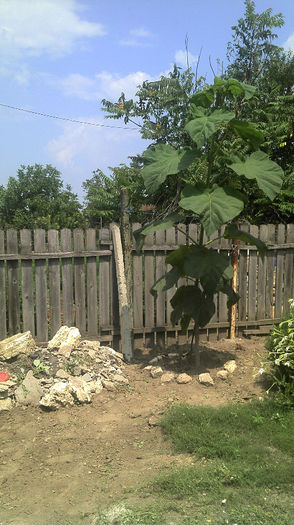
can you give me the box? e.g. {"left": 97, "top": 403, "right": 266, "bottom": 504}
{"left": 47, "top": 70, "right": 154, "bottom": 101}
{"left": 0, "top": 0, "right": 106, "bottom": 81}
{"left": 284, "top": 33, "right": 294, "bottom": 52}
{"left": 174, "top": 49, "right": 198, "bottom": 68}
{"left": 120, "top": 26, "right": 154, "bottom": 47}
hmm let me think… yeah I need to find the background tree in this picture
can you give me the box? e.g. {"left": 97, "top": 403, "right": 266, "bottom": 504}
{"left": 0, "top": 164, "right": 84, "bottom": 229}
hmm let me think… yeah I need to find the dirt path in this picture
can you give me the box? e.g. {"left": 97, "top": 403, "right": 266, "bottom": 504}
{"left": 0, "top": 337, "right": 267, "bottom": 525}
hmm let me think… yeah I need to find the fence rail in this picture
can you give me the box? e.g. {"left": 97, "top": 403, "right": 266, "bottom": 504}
{"left": 0, "top": 224, "right": 293, "bottom": 349}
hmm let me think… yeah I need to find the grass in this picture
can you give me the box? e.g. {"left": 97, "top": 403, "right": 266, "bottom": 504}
{"left": 95, "top": 398, "right": 294, "bottom": 525}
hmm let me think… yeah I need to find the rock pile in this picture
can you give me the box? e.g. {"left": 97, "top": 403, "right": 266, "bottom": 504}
{"left": 0, "top": 327, "right": 127, "bottom": 411}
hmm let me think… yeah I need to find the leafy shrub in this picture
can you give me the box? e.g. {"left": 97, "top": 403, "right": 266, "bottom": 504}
{"left": 265, "top": 299, "right": 294, "bottom": 402}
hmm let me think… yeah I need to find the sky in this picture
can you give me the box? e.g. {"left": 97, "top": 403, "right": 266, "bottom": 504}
{"left": 0, "top": 0, "right": 293, "bottom": 201}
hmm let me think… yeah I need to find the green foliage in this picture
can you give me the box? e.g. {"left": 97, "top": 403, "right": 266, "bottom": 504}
{"left": 82, "top": 164, "right": 146, "bottom": 225}
{"left": 137, "top": 78, "right": 283, "bottom": 340}
{"left": 32, "top": 359, "right": 50, "bottom": 377}
{"left": 265, "top": 299, "right": 294, "bottom": 403}
{"left": 0, "top": 164, "right": 84, "bottom": 229}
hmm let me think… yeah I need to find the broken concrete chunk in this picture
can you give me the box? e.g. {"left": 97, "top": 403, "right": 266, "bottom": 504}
{"left": 55, "top": 369, "right": 70, "bottom": 379}
{"left": 161, "top": 372, "right": 176, "bottom": 384}
{"left": 15, "top": 370, "right": 44, "bottom": 406}
{"left": 224, "top": 360, "right": 237, "bottom": 374}
{"left": 217, "top": 370, "right": 229, "bottom": 380}
{"left": 177, "top": 373, "right": 192, "bottom": 384}
{"left": 0, "top": 397, "right": 13, "bottom": 411}
{"left": 198, "top": 373, "right": 214, "bottom": 386}
{"left": 150, "top": 366, "right": 163, "bottom": 378}
{"left": 112, "top": 374, "right": 129, "bottom": 385}
{"left": 40, "top": 382, "right": 75, "bottom": 410}
{"left": 0, "top": 331, "right": 36, "bottom": 361}
{"left": 48, "top": 326, "right": 81, "bottom": 358}
{"left": 102, "top": 380, "right": 116, "bottom": 391}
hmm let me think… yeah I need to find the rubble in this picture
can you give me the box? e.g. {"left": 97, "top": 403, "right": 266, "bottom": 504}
{"left": 176, "top": 373, "right": 192, "bottom": 384}
{"left": 0, "top": 326, "right": 128, "bottom": 411}
{"left": 198, "top": 372, "right": 214, "bottom": 386}
{"left": 224, "top": 360, "right": 237, "bottom": 374}
{"left": 217, "top": 370, "right": 229, "bottom": 380}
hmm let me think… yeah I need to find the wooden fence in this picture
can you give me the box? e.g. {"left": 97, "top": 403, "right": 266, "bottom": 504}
{"left": 0, "top": 224, "right": 293, "bottom": 349}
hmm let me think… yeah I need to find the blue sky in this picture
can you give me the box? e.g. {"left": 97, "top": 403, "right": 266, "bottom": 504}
{"left": 0, "top": 0, "right": 293, "bottom": 201}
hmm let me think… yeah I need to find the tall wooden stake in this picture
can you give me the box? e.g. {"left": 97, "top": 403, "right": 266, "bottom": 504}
{"left": 230, "top": 237, "right": 239, "bottom": 339}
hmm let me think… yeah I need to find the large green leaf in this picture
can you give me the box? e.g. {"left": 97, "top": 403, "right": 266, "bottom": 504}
{"left": 229, "top": 119, "right": 264, "bottom": 149}
{"left": 224, "top": 223, "right": 267, "bottom": 259}
{"left": 240, "top": 82, "right": 256, "bottom": 100}
{"left": 216, "top": 278, "right": 240, "bottom": 308}
{"left": 229, "top": 151, "right": 283, "bottom": 200}
{"left": 151, "top": 267, "right": 181, "bottom": 296}
{"left": 170, "top": 285, "right": 215, "bottom": 330}
{"left": 190, "top": 88, "right": 214, "bottom": 108}
{"left": 179, "top": 183, "right": 244, "bottom": 236}
{"left": 133, "top": 212, "right": 182, "bottom": 252}
{"left": 185, "top": 108, "right": 235, "bottom": 148}
{"left": 142, "top": 144, "right": 195, "bottom": 193}
{"left": 167, "top": 245, "right": 233, "bottom": 294}
{"left": 227, "top": 78, "right": 245, "bottom": 97}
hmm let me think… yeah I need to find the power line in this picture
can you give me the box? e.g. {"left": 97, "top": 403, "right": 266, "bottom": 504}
{"left": 0, "top": 102, "right": 139, "bottom": 130}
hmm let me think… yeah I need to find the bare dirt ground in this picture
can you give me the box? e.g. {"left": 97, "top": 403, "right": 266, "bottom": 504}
{"left": 0, "top": 337, "right": 268, "bottom": 525}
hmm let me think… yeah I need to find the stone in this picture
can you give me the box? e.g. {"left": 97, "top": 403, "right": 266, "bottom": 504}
{"left": 0, "top": 397, "right": 13, "bottom": 411}
{"left": 40, "top": 382, "right": 75, "bottom": 410}
{"left": 149, "top": 357, "right": 159, "bottom": 365}
{"left": 150, "top": 366, "right": 163, "bottom": 378}
{"left": 0, "top": 331, "right": 35, "bottom": 360}
{"left": 177, "top": 373, "right": 192, "bottom": 384}
{"left": 0, "top": 383, "right": 9, "bottom": 399}
{"left": 78, "top": 340, "right": 100, "bottom": 351}
{"left": 48, "top": 326, "right": 81, "bottom": 358}
{"left": 217, "top": 370, "right": 229, "bottom": 380}
{"left": 112, "top": 374, "right": 129, "bottom": 385}
{"left": 88, "top": 349, "right": 97, "bottom": 359}
{"left": 55, "top": 369, "right": 70, "bottom": 379}
{"left": 15, "top": 370, "right": 44, "bottom": 406}
{"left": 102, "top": 380, "right": 116, "bottom": 391}
{"left": 81, "top": 373, "right": 92, "bottom": 382}
{"left": 161, "top": 372, "right": 176, "bottom": 384}
{"left": 198, "top": 373, "right": 214, "bottom": 386}
{"left": 148, "top": 415, "right": 160, "bottom": 427}
{"left": 84, "top": 380, "right": 103, "bottom": 394}
{"left": 143, "top": 365, "right": 152, "bottom": 370}
{"left": 224, "top": 360, "right": 237, "bottom": 374}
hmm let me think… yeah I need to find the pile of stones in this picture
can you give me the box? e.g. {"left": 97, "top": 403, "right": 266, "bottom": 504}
{"left": 0, "top": 326, "right": 128, "bottom": 412}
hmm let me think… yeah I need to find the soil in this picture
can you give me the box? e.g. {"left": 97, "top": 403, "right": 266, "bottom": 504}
{"left": 0, "top": 337, "right": 268, "bottom": 525}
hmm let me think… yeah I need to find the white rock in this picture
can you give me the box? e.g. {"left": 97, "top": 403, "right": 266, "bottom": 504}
{"left": 40, "top": 382, "right": 74, "bottom": 410}
{"left": 102, "top": 380, "right": 116, "bottom": 392}
{"left": 0, "top": 397, "right": 13, "bottom": 411}
{"left": 48, "top": 326, "right": 81, "bottom": 358}
{"left": 177, "top": 373, "right": 192, "bottom": 384}
{"left": 217, "top": 370, "right": 229, "bottom": 380}
{"left": 224, "top": 360, "right": 237, "bottom": 374}
{"left": 112, "top": 374, "right": 129, "bottom": 385}
{"left": 198, "top": 373, "right": 214, "bottom": 386}
{"left": 15, "top": 370, "right": 44, "bottom": 406}
{"left": 150, "top": 366, "right": 163, "bottom": 378}
{"left": 0, "top": 331, "right": 35, "bottom": 360}
{"left": 161, "top": 372, "right": 176, "bottom": 384}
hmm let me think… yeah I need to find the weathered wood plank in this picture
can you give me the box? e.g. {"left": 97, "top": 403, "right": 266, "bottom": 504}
{"left": 7, "top": 230, "right": 20, "bottom": 335}
{"left": 144, "top": 229, "right": 155, "bottom": 347}
{"left": 48, "top": 230, "right": 61, "bottom": 338}
{"left": 238, "top": 224, "right": 249, "bottom": 322}
{"left": 219, "top": 227, "right": 231, "bottom": 324}
{"left": 283, "top": 224, "right": 294, "bottom": 314}
{"left": 166, "top": 227, "right": 177, "bottom": 346}
{"left": 155, "top": 229, "right": 166, "bottom": 348}
{"left": 34, "top": 229, "right": 48, "bottom": 342}
{"left": 61, "top": 229, "right": 74, "bottom": 326}
{"left": 99, "top": 228, "right": 111, "bottom": 330}
{"left": 86, "top": 229, "right": 98, "bottom": 337}
{"left": 20, "top": 230, "right": 35, "bottom": 336}
{"left": 0, "top": 231, "right": 7, "bottom": 339}
{"left": 132, "top": 224, "right": 143, "bottom": 330}
{"left": 247, "top": 225, "right": 258, "bottom": 321}
{"left": 176, "top": 224, "right": 188, "bottom": 345}
{"left": 265, "top": 225, "right": 276, "bottom": 319}
{"left": 275, "top": 224, "right": 285, "bottom": 318}
{"left": 257, "top": 225, "right": 267, "bottom": 319}
{"left": 73, "top": 229, "right": 86, "bottom": 334}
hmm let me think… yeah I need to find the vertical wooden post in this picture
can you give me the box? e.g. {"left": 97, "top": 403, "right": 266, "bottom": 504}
{"left": 230, "top": 238, "right": 239, "bottom": 339}
{"left": 120, "top": 188, "right": 134, "bottom": 343}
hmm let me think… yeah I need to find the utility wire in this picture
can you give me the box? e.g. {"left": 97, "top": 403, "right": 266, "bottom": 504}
{"left": 0, "top": 103, "right": 139, "bottom": 131}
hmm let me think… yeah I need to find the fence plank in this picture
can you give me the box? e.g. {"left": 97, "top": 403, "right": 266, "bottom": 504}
{"left": 34, "top": 229, "right": 48, "bottom": 342}
{"left": 144, "top": 230, "right": 155, "bottom": 347}
{"left": 7, "top": 230, "right": 20, "bottom": 335}
{"left": 275, "top": 224, "right": 285, "bottom": 318}
{"left": 99, "top": 228, "right": 111, "bottom": 330}
{"left": 238, "top": 224, "right": 249, "bottom": 322}
{"left": 265, "top": 225, "right": 276, "bottom": 319}
{"left": 283, "top": 224, "right": 294, "bottom": 313}
{"left": 0, "top": 231, "right": 6, "bottom": 339}
{"left": 166, "top": 227, "right": 177, "bottom": 346}
{"left": 177, "top": 224, "right": 188, "bottom": 345}
{"left": 74, "top": 229, "right": 86, "bottom": 334}
{"left": 248, "top": 225, "right": 258, "bottom": 321}
{"left": 257, "top": 225, "right": 267, "bottom": 319}
{"left": 155, "top": 229, "right": 166, "bottom": 348}
{"left": 61, "top": 229, "right": 74, "bottom": 326}
{"left": 48, "top": 230, "right": 61, "bottom": 338}
{"left": 86, "top": 229, "right": 98, "bottom": 337}
{"left": 132, "top": 224, "right": 143, "bottom": 349}
{"left": 20, "top": 230, "right": 35, "bottom": 336}
{"left": 219, "top": 226, "right": 230, "bottom": 324}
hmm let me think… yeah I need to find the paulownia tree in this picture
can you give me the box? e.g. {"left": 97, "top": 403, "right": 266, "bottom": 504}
{"left": 135, "top": 78, "right": 284, "bottom": 368}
